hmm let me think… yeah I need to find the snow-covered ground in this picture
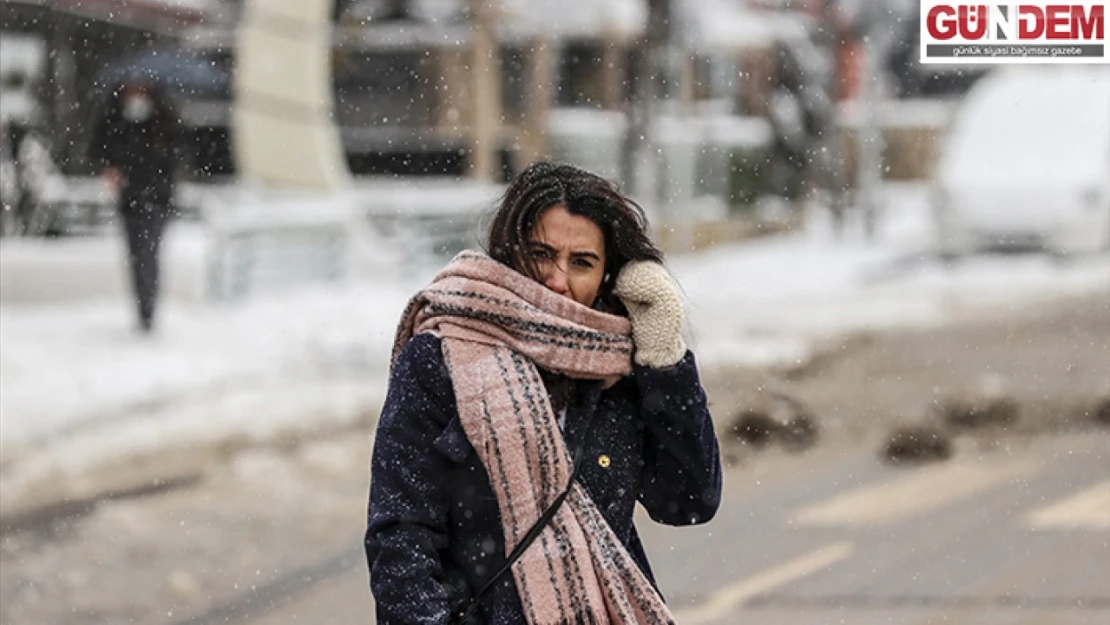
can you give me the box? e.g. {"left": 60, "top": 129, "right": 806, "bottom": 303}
{"left": 1, "top": 182, "right": 1107, "bottom": 511}
{"left": 675, "top": 184, "right": 1110, "bottom": 369}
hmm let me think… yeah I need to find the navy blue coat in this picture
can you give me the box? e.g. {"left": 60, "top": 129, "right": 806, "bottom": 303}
{"left": 365, "top": 332, "right": 722, "bottom": 625}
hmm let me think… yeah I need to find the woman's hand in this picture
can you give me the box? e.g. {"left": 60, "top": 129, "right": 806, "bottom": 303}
{"left": 613, "top": 261, "right": 686, "bottom": 369}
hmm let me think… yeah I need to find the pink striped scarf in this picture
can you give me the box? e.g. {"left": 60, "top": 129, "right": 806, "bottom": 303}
{"left": 392, "top": 251, "right": 677, "bottom": 625}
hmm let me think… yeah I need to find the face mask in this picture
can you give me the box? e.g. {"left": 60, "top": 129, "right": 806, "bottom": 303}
{"left": 122, "top": 96, "right": 154, "bottom": 123}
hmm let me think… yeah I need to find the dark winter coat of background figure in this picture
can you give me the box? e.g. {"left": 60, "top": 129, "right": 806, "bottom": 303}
{"left": 89, "top": 92, "right": 179, "bottom": 211}
{"left": 88, "top": 89, "right": 180, "bottom": 330}
{"left": 365, "top": 332, "right": 723, "bottom": 625}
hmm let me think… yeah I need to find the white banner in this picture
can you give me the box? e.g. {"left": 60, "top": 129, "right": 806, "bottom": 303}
{"left": 920, "top": 0, "right": 1109, "bottom": 64}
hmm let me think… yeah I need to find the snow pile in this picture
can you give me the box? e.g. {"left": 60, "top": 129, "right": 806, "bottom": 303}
{"left": 0, "top": 261, "right": 418, "bottom": 512}
{"left": 0, "top": 282, "right": 410, "bottom": 447}
{"left": 937, "top": 66, "right": 1110, "bottom": 183}
{"left": 673, "top": 183, "right": 1110, "bottom": 369}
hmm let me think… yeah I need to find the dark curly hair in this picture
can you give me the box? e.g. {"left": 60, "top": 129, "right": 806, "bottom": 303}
{"left": 485, "top": 161, "right": 664, "bottom": 313}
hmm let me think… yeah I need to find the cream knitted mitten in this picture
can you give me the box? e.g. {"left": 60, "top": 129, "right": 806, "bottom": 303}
{"left": 613, "top": 261, "right": 687, "bottom": 369}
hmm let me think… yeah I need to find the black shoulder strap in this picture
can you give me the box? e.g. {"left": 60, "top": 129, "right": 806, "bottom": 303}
{"left": 451, "top": 411, "right": 596, "bottom": 624}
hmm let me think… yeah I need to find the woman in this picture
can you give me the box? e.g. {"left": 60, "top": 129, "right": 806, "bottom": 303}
{"left": 365, "top": 162, "right": 722, "bottom": 625}
{"left": 89, "top": 79, "right": 180, "bottom": 333}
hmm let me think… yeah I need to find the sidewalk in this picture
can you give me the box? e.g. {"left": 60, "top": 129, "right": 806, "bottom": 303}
{"left": 2, "top": 183, "right": 1108, "bottom": 520}
{"left": 0, "top": 221, "right": 419, "bottom": 516}
{"left": 0, "top": 222, "right": 209, "bottom": 305}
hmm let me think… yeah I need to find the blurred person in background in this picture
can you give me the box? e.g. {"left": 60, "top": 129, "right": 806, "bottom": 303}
{"left": 365, "top": 162, "right": 722, "bottom": 625}
{"left": 89, "top": 79, "right": 180, "bottom": 334}
{"left": 1, "top": 115, "right": 64, "bottom": 237}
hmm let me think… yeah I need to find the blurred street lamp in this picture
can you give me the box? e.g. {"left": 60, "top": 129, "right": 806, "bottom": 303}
{"left": 622, "top": 0, "right": 669, "bottom": 243}
{"left": 233, "top": 0, "right": 350, "bottom": 189}
{"left": 852, "top": 0, "right": 891, "bottom": 242}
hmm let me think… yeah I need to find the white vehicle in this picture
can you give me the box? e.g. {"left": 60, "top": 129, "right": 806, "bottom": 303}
{"left": 932, "top": 66, "right": 1110, "bottom": 256}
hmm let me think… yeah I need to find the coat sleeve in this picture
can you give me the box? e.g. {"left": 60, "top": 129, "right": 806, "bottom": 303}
{"left": 635, "top": 350, "right": 723, "bottom": 526}
{"left": 365, "top": 334, "right": 456, "bottom": 625}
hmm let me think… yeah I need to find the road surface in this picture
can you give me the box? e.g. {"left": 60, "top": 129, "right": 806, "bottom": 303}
{"left": 2, "top": 296, "right": 1107, "bottom": 625}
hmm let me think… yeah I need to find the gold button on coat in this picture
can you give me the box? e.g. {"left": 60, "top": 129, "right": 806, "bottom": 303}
{"left": 598, "top": 454, "right": 611, "bottom": 468}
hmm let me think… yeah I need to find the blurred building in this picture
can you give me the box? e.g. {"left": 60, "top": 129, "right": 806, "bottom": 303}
{"left": 187, "top": 0, "right": 802, "bottom": 182}
{"left": 0, "top": 0, "right": 218, "bottom": 175}
{"left": 185, "top": 0, "right": 653, "bottom": 180}
{"left": 8, "top": 0, "right": 955, "bottom": 191}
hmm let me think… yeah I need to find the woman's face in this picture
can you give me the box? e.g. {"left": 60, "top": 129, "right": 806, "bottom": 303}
{"left": 527, "top": 204, "right": 606, "bottom": 307}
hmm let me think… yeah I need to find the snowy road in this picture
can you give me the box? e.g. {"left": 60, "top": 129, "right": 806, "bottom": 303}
{"left": 2, "top": 292, "right": 1107, "bottom": 624}
{"left": 244, "top": 432, "right": 1109, "bottom": 625}
{"left": 223, "top": 432, "right": 1110, "bottom": 625}
{"left": 650, "top": 431, "right": 1110, "bottom": 625}
{"left": 3, "top": 432, "right": 1104, "bottom": 625}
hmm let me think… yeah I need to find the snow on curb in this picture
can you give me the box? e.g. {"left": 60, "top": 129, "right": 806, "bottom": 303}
{"left": 0, "top": 375, "right": 387, "bottom": 522}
